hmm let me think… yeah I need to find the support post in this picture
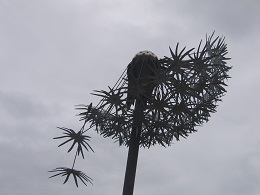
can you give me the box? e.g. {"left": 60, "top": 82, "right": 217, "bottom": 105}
{"left": 122, "top": 100, "right": 144, "bottom": 195}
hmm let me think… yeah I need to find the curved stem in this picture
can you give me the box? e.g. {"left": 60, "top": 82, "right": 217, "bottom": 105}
{"left": 72, "top": 152, "right": 77, "bottom": 169}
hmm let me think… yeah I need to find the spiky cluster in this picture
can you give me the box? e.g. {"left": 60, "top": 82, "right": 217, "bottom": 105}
{"left": 50, "top": 33, "right": 231, "bottom": 187}
{"left": 77, "top": 34, "right": 231, "bottom": 148}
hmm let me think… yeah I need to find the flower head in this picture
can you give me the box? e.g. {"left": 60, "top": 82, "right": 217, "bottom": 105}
{"left": 49, "top": 167, "right": 93, "bottom": 187}
{"left": 53, "top": 127, "right": 94, "bottom": 158}
{"left": 78, "top": 33, "right": 231, "bottom": 148}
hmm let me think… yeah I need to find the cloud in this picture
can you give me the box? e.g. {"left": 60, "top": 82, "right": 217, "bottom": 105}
{"left": 0, "top": 91, "right": 50, "bottom": 120}
{"left": 0, "top": 0, "right": 260, "bottom": 195}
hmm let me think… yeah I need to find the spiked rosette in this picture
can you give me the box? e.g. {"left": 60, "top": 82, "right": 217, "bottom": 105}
{"left": 77, "top": 33, "right": 231, "bottom": 148}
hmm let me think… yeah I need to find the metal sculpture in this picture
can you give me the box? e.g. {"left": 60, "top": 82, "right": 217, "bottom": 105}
{"left": 49, "top": 33, "right": 231, "bottom": 195}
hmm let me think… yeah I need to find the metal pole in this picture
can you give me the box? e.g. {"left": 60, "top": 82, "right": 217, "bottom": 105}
{"left": 122, "top": 99, "right": 144, "bottom": 195}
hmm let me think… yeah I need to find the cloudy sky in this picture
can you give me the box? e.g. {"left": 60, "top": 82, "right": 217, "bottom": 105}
{"left": 1, "top": 0, "right": 260, "bottom": 194}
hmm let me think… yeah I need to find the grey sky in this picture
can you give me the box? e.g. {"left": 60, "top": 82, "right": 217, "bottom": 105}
{"left": 0, "top": 0, "right": 260, "bottom": 195}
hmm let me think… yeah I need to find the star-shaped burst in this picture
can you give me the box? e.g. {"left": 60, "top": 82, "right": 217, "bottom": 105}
{"left": 76, "top": 33, "right": 231, "bottom": 148}
{"left": 49, "top": 167, "right": 93, "bottom": 187}
{"left": 53, "top": 127, "right": 94, "bottom": 158}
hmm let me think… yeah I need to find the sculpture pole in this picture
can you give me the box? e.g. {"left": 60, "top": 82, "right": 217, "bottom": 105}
{"left": 122, "top": 99, "right": 144, "bottom": 195}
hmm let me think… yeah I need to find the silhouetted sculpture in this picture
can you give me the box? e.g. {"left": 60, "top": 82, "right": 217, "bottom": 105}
{"left": 49, "top": 33, "right": 231, "bottom": 195}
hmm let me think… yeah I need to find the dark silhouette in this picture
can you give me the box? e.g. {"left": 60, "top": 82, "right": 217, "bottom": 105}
{"left": 126, "top": 51, "right": 160, "bottom": 109}
{"left": 49, "top": 33, "right": 231, "bottom": 194}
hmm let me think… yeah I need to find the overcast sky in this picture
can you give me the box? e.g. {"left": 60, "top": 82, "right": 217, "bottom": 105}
{"left": 1, "top": 0, "right": 260, "bottom": 195}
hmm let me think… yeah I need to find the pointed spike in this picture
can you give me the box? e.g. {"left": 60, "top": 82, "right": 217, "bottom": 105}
{"left": 169, "top": 46, "right": 176, "bottom": 59}
{"left": 175, "top": 42, "right": 179, "bottom": 56}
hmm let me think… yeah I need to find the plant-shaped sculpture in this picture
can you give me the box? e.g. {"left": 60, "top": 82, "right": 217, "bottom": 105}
{"left": 49, "top": 127, "right": 94, "bottom": 187}
{"left": 49, "top": 33, "right": 231, "bottom": 194}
